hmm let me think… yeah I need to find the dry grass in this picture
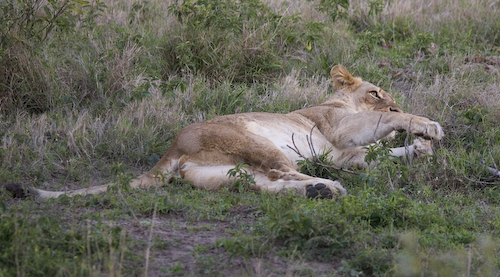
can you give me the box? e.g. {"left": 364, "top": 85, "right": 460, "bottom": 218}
{"left": 352, "top": 0, "right": 500, "bottom": 25}
{"left": 0, "top": 68, "right": 333, "bottom": 188}
{"left": 0, "top": 44, "right": 50, "bottom": 113}
{"left": 263, "top": 0, "right": 327, "bottom": 20}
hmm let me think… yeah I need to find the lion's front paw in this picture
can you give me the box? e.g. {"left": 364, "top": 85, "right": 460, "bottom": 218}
{"left": 424, "top": 121, "right": 444, "bottom": 140}
{"left": 305, "top": 181, "right": 346, "bottom": 199}
{"left": 411, "top": 119, "right": 444, "bottom": 140}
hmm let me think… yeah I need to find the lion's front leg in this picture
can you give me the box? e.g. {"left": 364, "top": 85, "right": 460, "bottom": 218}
{"left": 334, "top": 138, "right": 436, "bottom": 168}
{"left": 332, "top": 111, "right": 444, "bottom": 149}
{"left": 390, "top": 137, "right": 434, "bottom": 163}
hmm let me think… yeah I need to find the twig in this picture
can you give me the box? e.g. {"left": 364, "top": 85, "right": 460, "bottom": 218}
{"left": 404, "top": 118, "right": 413, "bottom": 164}
{"left": 289, "top": 133, "right": 307, "bottom": 161}
{"left": 487, "top": 167, "right": 500, "bottom": 178}
{"left": 287, "top": 127, "right": 358, "bottom": 175}
{"left": 40, "top": 0, "right": 72, "bottom": 43}
{"left": 462, "top": 174, "right": 499, "bottom": 185}
{"left": 387, "top": 171, "right": 394, "bottom": 191}
{"left": 307, "top": 124, "right": 319, "bottom": 159}
{"left": 373, "top": 115, "right": 383, "bottom": 143}
{"left": 479, "top": 134, "right": 500, "bottom": 178}
{"left": 487, "top": 134, "right": 499, "bottom": 173}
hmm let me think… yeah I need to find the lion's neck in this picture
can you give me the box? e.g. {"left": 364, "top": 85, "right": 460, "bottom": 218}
{"left": 322, "top": 95, "right": 360, "bottom": 112}
{"left": 291, "top": 102, "right": 356, "bottom": 143}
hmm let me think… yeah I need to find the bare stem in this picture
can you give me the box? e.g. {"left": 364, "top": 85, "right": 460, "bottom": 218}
{"left": 404, "top": 118, "right": 413, "bottom": 164}
{"left": 373, "top": 115, "right": 383, "bottom": 143}
{"left": 287, "top": 126, "right": 358, "bottom": 175}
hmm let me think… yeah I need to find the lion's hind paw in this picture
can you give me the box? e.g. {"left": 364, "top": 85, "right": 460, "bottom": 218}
{"left": 306, "top": 183, "right": 333, "bottom": 199}
{"left": 306, "top": 181, "right": 347, "bottom": 199}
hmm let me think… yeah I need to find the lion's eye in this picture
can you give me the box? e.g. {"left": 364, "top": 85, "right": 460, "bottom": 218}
{"left": 369, "top": 91, "right": 381, "bottom": 99}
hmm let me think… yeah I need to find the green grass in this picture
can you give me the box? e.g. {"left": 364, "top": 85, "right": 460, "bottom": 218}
{"left": 2, "top": 0, "right": 500, "bottom": 275}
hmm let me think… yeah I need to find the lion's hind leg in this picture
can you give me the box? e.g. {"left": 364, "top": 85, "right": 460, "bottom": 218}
{"left": 253, "top": 170, "right": 346, "bottom": 199}
{"left": 179, "top": 162, "right": 346, "bottom": 198}
{"left": 179, "top": 162, "right": 239, "bottom": 191}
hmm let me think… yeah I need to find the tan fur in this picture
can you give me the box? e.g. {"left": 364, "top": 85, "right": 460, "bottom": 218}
{"left": 32, "top": 65, "right": 444, "bottom": 199}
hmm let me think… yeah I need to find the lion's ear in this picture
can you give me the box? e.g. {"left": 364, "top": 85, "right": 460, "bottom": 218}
{"left": 330, "top": 65, "right": 362, "bottom": 90}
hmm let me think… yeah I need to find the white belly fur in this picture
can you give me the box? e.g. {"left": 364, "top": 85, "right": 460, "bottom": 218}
{"left": 243, "top": 117, "right": 333, "bottom": 168}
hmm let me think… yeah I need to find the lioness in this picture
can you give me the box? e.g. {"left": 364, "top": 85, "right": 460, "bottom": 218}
{"left": 11, "top": 65, "right": 444, "bottom": 199}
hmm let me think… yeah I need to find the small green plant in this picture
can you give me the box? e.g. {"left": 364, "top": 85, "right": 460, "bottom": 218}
{"left": 463, "top": 105, "right": 490, "bottom": 125}
{"left": 217, "top": 235, "right": 270, "bottom": 262}
{"left": 338, "top": 260, "right": 364, "bottom": 277}
{"left": 129, "top": 81, "right": 155, "bottom": 102}
{"left": 167, "top": 262, "right": 184, "bottom": 275}
{"left": 227, "top": 163, "right": 255, "bottom": 193}
{"left": 356, "top": 30, "right": 385, "bottom": 53}
{"left": 297, "top": 149, "right": 339, "bottom": 180}
{"left": 258, "top": 195, "right": 320, "bottom": 247}
{"left": 311, "top": 0, "right": 350, "bottom": 23}
{"left": 368, "top": 0, "right": 385, "bottom": 18}
{"left": 0, "top": 0, "right": 90, "bottom": 47}
{"left": 268, "top": 208, "right": 316, "bottom": 244}
{"left": 409, "top": 32, "right": 434, "bottom": 52}
{"left": 109, "top": 162, "right": 134, "bottom": 193}
{"left": 360, "top": 140, "right": 409, "bottom": 189}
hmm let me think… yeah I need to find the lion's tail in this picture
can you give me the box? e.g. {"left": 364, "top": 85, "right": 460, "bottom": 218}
{"left": 3, "top": 157, "right": 181, "bottom": 199}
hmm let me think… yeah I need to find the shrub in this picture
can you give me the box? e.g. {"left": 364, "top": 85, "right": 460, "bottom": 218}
{"left": 0, "top": 0, "right": 101, "bottom": 114}
{"left": 162, "top": 0, "right": 325, "bottom": 83}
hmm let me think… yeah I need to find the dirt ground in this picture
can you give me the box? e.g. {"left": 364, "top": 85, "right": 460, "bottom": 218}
{"left": 2, "top": 183, "right": 342, "bottom": 276}
{"left": 114, "top": 204, "right": 340, "bottom": 276}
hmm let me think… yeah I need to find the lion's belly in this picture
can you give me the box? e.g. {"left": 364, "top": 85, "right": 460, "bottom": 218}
{"left": 242, "top": 116, "right": 333, "bottom": 168}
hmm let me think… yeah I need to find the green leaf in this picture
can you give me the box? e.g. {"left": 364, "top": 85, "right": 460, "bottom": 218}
{"left": 72, "top": 0, "right": 89, "bottom": 5}
{"left": 69, "top": 4, "right": 83, "bottom": 15}
{"left": 43, "top": 6, "right": 52, "bottom": 17}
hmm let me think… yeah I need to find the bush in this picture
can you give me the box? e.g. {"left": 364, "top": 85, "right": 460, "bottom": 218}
{"left": 163, "top": 0, "right": 326, "bottom": 83}
{"left": 0, "top": 0, "right": 102, "bottom": 114}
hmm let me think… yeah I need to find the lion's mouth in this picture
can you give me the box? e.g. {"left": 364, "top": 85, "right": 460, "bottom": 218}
{"left": 389, "top": 107, "right": 403, "bottom": 113}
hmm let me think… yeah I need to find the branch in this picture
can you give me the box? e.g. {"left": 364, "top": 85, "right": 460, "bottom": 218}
{"left": 487, "top": 167, "right": 500, "bottom": 178}
{"left": 480, "top": 135, "right": 500, "bottom": 178}
{"left": 462, "top": 174, "right": 499, "bottom": 185}
{"left": 373, "top": 115, "right": 383, "bottom": 143}
{"left": 288, "top": 133, "right": 307, "bottom": 160}
{"left": 404, "top": 118, "right": 413, "bottom": 163}
{"left": 307, "top": 124, "right": 319, "bottom": 159}
{"left": 287, "top": 127, "right": 358, "bottom": 175}
{"left": 40, "top": 0, "right": 72, "bottom": 43}
{"left": 487, "top": 134, "right": 499, "bottom": 175}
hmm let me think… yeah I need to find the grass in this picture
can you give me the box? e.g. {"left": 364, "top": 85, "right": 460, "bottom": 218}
{"left": 1, "top": 0, "right": 500, "bottom": 275}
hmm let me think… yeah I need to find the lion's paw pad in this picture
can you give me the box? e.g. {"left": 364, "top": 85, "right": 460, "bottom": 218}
{"left": 306, "top": 183, "right": 333, "bottom": 199}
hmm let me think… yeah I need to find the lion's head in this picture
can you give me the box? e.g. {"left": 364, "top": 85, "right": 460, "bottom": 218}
{"left": 330, "top": 65, "right": 403, "bottom": 113}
